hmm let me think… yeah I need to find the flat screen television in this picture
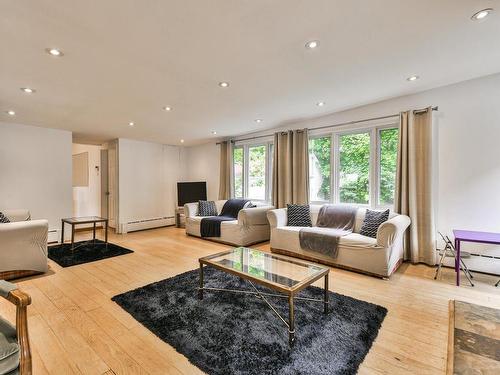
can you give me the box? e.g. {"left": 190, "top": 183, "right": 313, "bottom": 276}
{"left": 177, "top": 181, "right": 207, "bottom": 206}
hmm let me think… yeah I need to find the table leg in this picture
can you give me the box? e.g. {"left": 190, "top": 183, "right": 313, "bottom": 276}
{"left": 288, "top": 295, "right": 295, "bottom": 347}
{"left": 61, "top": 220, "right": 64, "bottom": 245}
{"left": 71, "top": 224, "right": 75, "bottom": 252}
{"left": 93, "top": 222, "right": 96, "bottom": 246}
{"left": 455, "top": 238, "right": 460, "bottom": 287}
{"left": 324, "top": 274, "right": 329, "bottom": 314}
{"left": 198, "top": 263, "right": 204, "bottom": 300}
{"left": 105, "top": 220, "right": 108, "bottom": 244}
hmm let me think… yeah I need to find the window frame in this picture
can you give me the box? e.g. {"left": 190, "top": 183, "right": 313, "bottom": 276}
{"left": 231, "top": 140, "right": 273, "bottom": 203}
{"left": 308, "top": 134, "right": 333, "bottom": 203}
{"left": 308, "top": 120, "right": 399, "bottom": 209}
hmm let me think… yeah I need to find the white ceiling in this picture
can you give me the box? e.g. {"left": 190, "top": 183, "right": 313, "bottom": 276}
{"left": 1, "top": 0, "right": 499, "bottom": 145}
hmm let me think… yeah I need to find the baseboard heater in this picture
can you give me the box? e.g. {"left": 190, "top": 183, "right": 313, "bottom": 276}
{"left": 121, "top": 216, "right": 175, "bottom": 233}
{"left": 443, "top": 252, "right": 500, "bottom": 276}
{"left": 48, "top": 229, "right": 59, "bottom": 244}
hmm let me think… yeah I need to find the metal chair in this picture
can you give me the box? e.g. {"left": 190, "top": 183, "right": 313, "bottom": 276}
{"left": 435, "top": 231, "right": 474, "bottom": 286}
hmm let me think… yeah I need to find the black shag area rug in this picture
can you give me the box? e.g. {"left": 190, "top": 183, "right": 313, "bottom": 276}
{"left": 112, "top": 267, "right": 387, "bottom": 375}
{"left": 48, "top": 239, "right": 133, "bottom": 267}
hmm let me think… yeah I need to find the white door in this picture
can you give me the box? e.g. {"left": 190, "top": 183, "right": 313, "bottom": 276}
{"left": 108, "top": 148, "right": 117, "bottom": 228}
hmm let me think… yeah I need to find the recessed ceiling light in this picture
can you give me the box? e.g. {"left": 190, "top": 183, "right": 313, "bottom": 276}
{"left": 163, "top": 106, "right": 172, "bottom": 111}
{"left": 305, "top": 40, "right": 320, "bottom": 49}
{"left": 180, "top": 139, "right": 185, "bottom": 143}
{"left": 6, "top": 110, "right": 15, "bottom": 116}
{"left": 128, "top": 122, "right": 134, "bottom": 126}
{"left": 407, "top": 75, "right": 419, "bottom": 82}
{"left": 46, "top": 48, "right": 63, "bottom": 56}
{"left": 255, "top": 119, "right": 263, "bottom": 123}
{"left": 212, "top": 131, "right": 217, "bottom": 135}
{"left": 20, "top": 87, "right": 35, "bottom": 93}
{"left": 317, "top": 101, "right": 325, "bottom": 107}
{"left": 471, "top": 8, "right": 493, "bottom": 20}
{"left": 219, "top": 82, "right": 229, "bottom": 88}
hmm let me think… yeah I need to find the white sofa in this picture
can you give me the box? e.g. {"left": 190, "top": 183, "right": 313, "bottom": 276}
{"left": 184, "top": 200, "right": 274, "bottom": 246}
{"left": 267, "top": 205, "right": 411, "bottom": 278}
{"left": 0, "top": 209, "right": 48, "bottom": 280}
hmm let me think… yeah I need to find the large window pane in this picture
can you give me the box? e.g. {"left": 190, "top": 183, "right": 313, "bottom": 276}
{"left": 379, "top": 128, "right": 398, "bottom": 206}
{"left": 233, "top": 147, "right": 243, "bottom": 198}
{"left": 339, "top": 132, "right": 370, "bottom": 204}
{"left": 309, "top": 137, "right": 331, "bottom": 201}
{"left": 248, "top": 145, "right": 266, "bottom": 200}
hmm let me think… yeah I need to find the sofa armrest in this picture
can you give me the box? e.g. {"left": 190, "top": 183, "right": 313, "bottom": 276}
{"left": 376, "top": 214, "right": 411, "bottom": 248}
{"left": 238, "top": 206, "right": 275, "bottom": 226}
{"left": 184, "top": 203, "right": 198, "bottom": 218}
{"left": 0, "top": 219, "right": 48, "bottom": 260}
{"left": 267, "top": 208, "right": 288, "bottom": 229}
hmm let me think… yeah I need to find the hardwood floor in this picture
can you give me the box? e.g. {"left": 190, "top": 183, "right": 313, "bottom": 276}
{"left": 2, "top": 226, "right": 500, "bottom": 374}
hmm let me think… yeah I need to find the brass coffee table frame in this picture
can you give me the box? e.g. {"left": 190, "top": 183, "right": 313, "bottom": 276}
{"left": 198, "top": 249, "right": 330, "bottom": 347}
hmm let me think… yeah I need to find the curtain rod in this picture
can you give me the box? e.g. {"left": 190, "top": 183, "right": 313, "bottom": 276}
{"left": 217, "top": 106, "right": 438, "bottom": 144}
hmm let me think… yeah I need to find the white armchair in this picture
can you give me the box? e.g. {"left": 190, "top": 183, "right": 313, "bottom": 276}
{"left": 0, "top": 209, "right": 48, "bottom": 280}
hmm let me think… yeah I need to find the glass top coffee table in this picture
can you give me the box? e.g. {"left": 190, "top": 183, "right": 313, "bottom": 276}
{"left": 198, "top": 247, "right": 330, "bottom": 347}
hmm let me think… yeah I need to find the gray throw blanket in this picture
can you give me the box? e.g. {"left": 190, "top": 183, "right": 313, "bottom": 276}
{"left": 299, "top": 205, "right": 357, "bottom": 258}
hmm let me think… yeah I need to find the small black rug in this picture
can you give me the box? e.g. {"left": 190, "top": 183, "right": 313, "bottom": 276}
{"left": 112, "top": 267, "right": 387, "bottom": 375}
{"left": 48, "top": 239, "right": 133, "bottom": 267}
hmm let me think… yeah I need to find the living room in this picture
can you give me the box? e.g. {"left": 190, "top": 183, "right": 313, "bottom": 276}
{"left": 1, "top": 1, "right": 500, "bottom": 374}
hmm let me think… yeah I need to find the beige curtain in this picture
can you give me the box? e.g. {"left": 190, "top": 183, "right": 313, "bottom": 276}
{"left": 272, "top": 129, "right": 309, "bottom": 208}
{"left": 395, "top": 108, "right": 436, "bottom": 265}
{"left": 218, "top": 141, "right": 231, "bottom": 200}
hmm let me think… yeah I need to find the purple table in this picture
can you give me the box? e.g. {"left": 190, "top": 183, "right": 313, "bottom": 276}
{"left": 453, "top": 229, "right": 500, "bottom": 286}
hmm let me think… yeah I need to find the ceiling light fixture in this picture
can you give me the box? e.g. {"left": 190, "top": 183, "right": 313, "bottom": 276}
{"left": 128, "top": 122, "right": 134, "bottom": 126}
{"left": 163, "top": 106, "right": 172, "bottom": 111}
{"left": 255, "top": 119, "right": 263, "bottom": 123}
{"left": 212, "top": 131, "right": 217, "bottom": 135}
{"left": 46, "top": 48, "right": 63, "bottom": 56}
{"left": 317, "top": 101, "right": 325, "bottom": 107}
{"left": 20, "top": 87, "right": 35, "bottom": 93}
{"left": 219, "top": 82, "right": 229, "bottom": 88}
{"left": 407, "top": 75, "right": 419, "bottom": 82}
{"left": 471, "top": 8, "right": 493, "bottom": 20}
{"left": 305, "top": 40, "right": 320, "bottom": 49}
{"left": 6, "top": 110, "right": 16, "bottom": 116}
{"left": 180, "top": 139, "right": 185, "bottom": 143}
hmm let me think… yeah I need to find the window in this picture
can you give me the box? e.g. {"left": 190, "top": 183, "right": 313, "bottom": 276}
{"left": 248, "top": 145, "right": 266, "bottom": 200}
{"left": 309, "top": 137, "right": 331, "bottom": 201}
{"left": 338, "top": 132, "right": 370, "bottom": 204}
{"left": 378, "top": 128, "right": 398, "bottom": 206}
{"left": 307, "top": 124, "right": 399, "bottom": 208}
{"left": 232, "top": 142, "right": 273, "bottom": 201}
{"left": 233, "top": 147, "right": 244, "bottom": 198}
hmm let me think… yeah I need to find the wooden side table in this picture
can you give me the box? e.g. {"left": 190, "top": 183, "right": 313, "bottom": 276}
{"left": 61, "top": 216, "right": 109, "bottom": 251}
{"left": 175, "top": 207, "right": 185, "bottom": 228}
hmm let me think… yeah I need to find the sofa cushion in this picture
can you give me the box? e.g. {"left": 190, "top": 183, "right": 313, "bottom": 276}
{"left": 0, "top": 213, "right": 9, "bottom": 224}
{"left": 286, "top": 204, "right": 312, "bottom": 227}
{"left": 197, "top": 201, "right": 218, "bottom": 216}
{"left": 275, "top": 226, "right": 377, "bottom": 247}
{"left": 0, "top": 317, "right": 19, "bottom": 375}
{"left": 359, "top": 209, "right": 390, "bottom": 238}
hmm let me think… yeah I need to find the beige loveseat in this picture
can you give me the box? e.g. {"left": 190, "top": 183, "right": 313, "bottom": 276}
{"left": 185, "top": 200, "right": 274, "bottom": 246}
{"left": 267, "top": 205, "right": 411, "bottom": 278}
{"left": 0, "top": 209, "right": 48, "bottom": 280}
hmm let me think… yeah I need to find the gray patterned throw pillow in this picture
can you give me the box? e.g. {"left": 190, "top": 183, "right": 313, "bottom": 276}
{"left": 197, "top": 200, "right": 218, "bottom": 216}
{"left": 0, "top": 212, "right": 10, "bottom": 223}
{"left": 287, "top": 204, "right": 312, "bottom": 227}
{"left": 359, "top": 209, "right": 390, "bottom": 238}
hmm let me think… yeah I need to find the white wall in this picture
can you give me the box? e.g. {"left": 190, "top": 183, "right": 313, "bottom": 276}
{"left": 118, "top": 138, "right": 187, "bottom": 228}
{"left": 184, "top": 143, "right": 220, "bottom": 200}
{"left": 185, "top": 73, "right": 500, "bottom": 256}
{"left": 72, "top": 143, "right": 102, "bottom": 218}
{"left": 0, "top": 122, "right": 72, "bottom": 239}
